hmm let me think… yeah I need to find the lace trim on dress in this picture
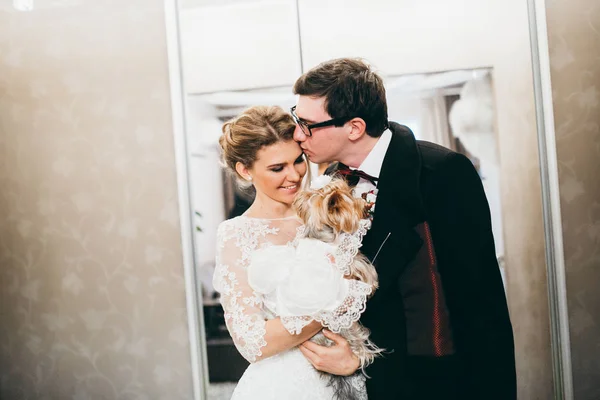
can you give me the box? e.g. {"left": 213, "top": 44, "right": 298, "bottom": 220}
{"left": 333, "top": 219, "right": 371, "bottom": 275}
{"left": 315, "top": 280, "right": 372, "bottom": 333}
{"left": 280, "top": 315, "right": 313, "bottom": 335}
{"left": 279, "top": 280, "right": 372, "bottom": 335}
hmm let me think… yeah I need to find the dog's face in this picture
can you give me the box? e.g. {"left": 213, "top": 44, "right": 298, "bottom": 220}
{"left": 293, "top": 179, "right": 366, "bottom": 238}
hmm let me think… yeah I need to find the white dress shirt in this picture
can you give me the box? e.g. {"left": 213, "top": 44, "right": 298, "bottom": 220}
{"left": 351, "top": 129, "right": 392, "bottom": 197}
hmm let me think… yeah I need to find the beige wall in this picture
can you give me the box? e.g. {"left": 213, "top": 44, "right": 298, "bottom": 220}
{"left": 0, "top": 1, "right": 194, "bottom": 399}
{"left": 546, "top": 0, "right": 600, "bottom": 398}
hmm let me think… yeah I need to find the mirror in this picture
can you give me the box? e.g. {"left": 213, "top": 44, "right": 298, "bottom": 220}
{"left": 170, "top": 0, "right": 564, "bottom": 398}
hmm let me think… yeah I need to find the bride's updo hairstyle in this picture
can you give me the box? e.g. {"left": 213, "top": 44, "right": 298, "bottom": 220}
{"left": 219, "top": 105, "right": 297, "bottom": 181}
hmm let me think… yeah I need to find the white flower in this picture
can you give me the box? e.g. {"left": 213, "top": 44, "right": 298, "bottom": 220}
{"left": 277, "top": 239, "right": 347, "bottom": 316}
{"left": 363, "top": 189, "right": 378, "bottom": 219}
{"left": 366, "top": 192, "right": 377, "bottom": 204}
{"left": 352, "top": 181, "right": 373, "bottom": 198}
{"left": 310, "top": 174, "right": 332, "bottom": 190}
{"left": 247, "top": 246, "right": 296, "bottom": 294}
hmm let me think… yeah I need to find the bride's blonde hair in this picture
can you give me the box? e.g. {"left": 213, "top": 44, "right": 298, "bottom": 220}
{"left": 219, "top": 106, "right": 298, "bottom": 182}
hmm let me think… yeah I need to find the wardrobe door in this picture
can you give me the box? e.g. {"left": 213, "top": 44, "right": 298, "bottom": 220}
{"left": 180, "top": 0, "right": 302, "bottom": 93}
{"left": 297, "top": 0, "right": 505, "bottom": 74}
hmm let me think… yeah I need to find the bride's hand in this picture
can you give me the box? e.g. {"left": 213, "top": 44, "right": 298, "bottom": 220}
{"left": 298, "top": 329, "right": 360, "bottom": 376}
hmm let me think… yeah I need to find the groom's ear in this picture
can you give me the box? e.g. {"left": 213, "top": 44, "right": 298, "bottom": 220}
{"left": 347, "top": 117, "right": 367, "bottom": 142}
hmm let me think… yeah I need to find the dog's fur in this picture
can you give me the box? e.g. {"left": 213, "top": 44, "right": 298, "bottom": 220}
{"left": 293, "top": 178, "right": 382, "bottom": 400}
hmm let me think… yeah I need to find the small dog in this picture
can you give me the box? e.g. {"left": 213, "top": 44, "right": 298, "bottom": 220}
{"left": 293, "top": 177, "right": 382, "bottom": 400}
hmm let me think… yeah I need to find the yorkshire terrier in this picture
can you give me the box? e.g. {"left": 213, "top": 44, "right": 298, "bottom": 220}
{"left": 293, "top": 177, "right": 382, "bottom": 400}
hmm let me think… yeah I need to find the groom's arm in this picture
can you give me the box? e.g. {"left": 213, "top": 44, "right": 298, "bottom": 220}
{"left": 299, "top": 329, "right": 360, "bottom": 376}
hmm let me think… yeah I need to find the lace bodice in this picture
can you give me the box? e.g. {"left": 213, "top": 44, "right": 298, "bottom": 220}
{"left": 213, "top": 215, "right": 370, "bottom": 363}
{"left": 213, "top": 216, "right": 303, "bottom": 362}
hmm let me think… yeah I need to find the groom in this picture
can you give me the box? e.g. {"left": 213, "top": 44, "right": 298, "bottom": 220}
{"left": 291, "top": 58, "right": 516, "bottom": 400}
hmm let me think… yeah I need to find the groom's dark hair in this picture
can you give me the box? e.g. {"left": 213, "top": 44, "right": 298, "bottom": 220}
{"left": 293, "top": 58, "right": 389, "bottom": 138}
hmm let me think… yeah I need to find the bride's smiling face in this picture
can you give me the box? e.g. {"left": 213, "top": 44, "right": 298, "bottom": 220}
{"left": 237, "top": 140, "right": 307, "bottom": 206}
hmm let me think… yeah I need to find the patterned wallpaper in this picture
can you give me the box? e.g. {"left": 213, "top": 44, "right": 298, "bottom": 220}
{"left": 546, "top": 0, "right": 600, "bottom": 398}
{"left": 0, "top": 1, "right": 194, "bottom": 399}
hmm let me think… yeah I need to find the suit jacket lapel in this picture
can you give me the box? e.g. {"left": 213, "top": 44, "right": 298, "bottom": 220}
{"left": 361, "top": 123, "right": 426, "bottom": 298}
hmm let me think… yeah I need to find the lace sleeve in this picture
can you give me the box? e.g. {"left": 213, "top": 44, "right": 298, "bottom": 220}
{"left": 320, "top": 218, "right": 374, "bottom": 331}
{"left": 213, "top": 221, "right": 267, "bottom": 363}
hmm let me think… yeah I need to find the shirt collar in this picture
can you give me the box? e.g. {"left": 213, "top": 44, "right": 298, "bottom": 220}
{"left": 355, "top": 128, "right": 392, "bottom": 179}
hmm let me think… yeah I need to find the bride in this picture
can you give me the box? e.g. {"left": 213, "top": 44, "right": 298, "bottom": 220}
{"left": 213, "top": 105, "right": 369, "bottom": 399}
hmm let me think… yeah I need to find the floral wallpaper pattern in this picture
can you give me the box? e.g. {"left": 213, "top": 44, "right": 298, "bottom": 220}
{"left": 0, "top": 1, "right": 194, "bottom": 399}
{"left": 546, "top": 0, "right": 600, "bottom": 398}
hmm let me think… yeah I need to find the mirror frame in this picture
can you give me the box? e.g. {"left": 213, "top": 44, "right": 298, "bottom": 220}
{"left": 164, "top": 1, "right": 209, "bottom": 399}
{"left": 164, "top": 0, "right": 574, "bottom": 398}
{"left": 527, "top": 0, "right": 573, "bottom": 398}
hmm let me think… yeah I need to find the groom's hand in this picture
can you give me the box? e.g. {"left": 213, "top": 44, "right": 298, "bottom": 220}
{"left": 299, "top": 329, "right": 360, "bottom": 376}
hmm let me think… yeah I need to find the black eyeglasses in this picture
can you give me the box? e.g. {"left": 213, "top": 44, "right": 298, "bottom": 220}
{"left": 290, "top": 106, "right": 353, "bottom": 137}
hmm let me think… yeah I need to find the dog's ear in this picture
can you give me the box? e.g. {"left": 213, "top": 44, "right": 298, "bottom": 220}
{"left": 323, "top": 187, "right": 366, "bottom": 234}
{"left": 293, "top": 188, "right": 325, "bottom": 232}
{"left": 294, "top": 178, "right": 366, "bottom": 235}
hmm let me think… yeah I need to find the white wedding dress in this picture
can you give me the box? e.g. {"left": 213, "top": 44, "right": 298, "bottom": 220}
{"left": 213, "top": 215, "right": 370, "bottom": 400}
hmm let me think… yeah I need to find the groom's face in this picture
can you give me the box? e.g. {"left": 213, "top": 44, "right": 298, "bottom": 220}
{"left": 293, "top": 96, "right": 350, "bottom": 164}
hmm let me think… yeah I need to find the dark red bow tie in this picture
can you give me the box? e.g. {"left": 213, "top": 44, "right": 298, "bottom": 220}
{"left": 336, "top": 164, "right": 379, "bottom": 186}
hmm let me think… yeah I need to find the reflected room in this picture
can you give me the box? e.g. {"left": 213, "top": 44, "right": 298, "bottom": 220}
{"left": 178, "top": 1, "right": 548, "bottom": 398}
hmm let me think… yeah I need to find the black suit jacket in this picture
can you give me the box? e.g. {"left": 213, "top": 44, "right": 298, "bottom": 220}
{"left": 332, "top": 123, "right": 516, "bottom": 400}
